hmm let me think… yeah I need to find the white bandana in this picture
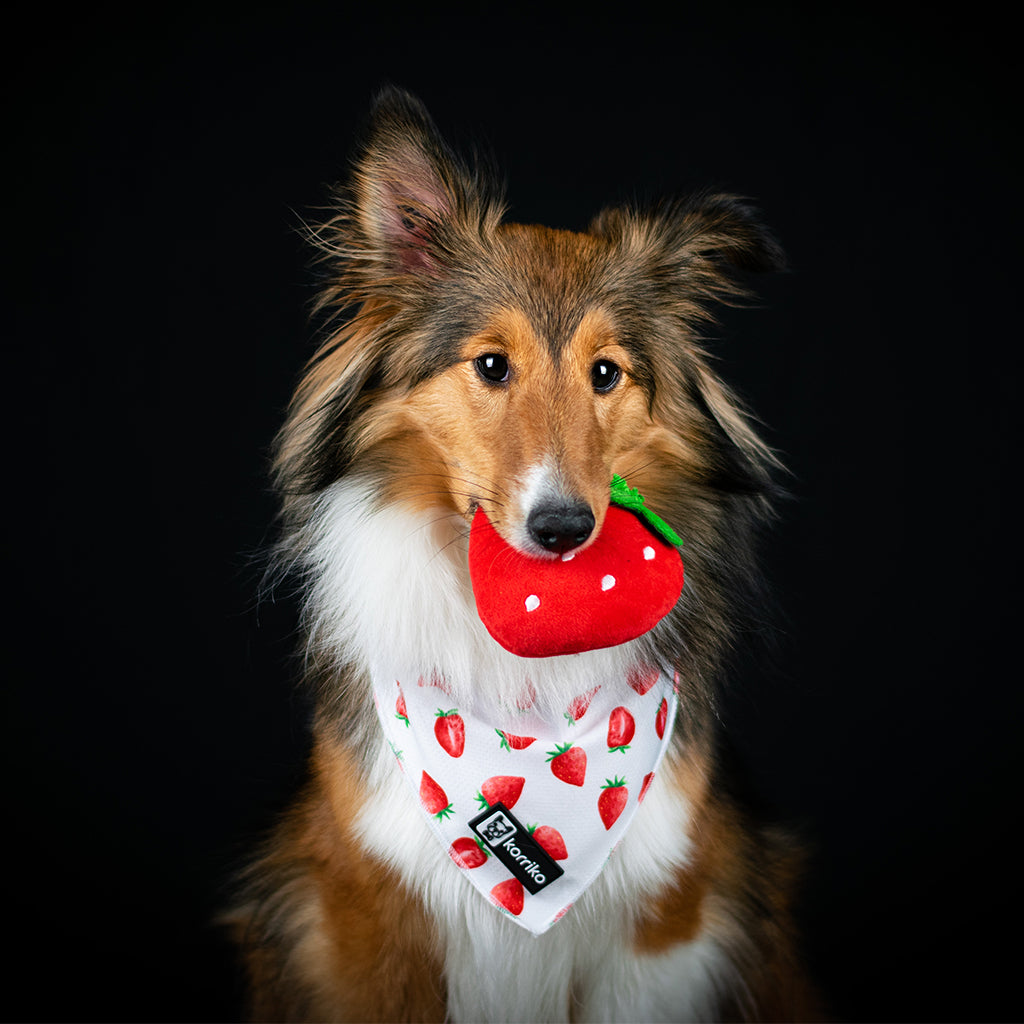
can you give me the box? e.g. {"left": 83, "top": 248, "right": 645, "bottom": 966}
{"left": 372, "top": 666, "right": 677, "bottom": 935}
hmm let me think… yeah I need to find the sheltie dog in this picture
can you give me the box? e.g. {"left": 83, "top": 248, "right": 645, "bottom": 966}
{"left": 230, "top": 87, "right": 820, "bottom": 1022}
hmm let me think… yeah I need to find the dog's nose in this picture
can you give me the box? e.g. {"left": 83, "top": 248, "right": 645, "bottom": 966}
{"left": 527, "top": 501, "right": 595, "bottom": 555}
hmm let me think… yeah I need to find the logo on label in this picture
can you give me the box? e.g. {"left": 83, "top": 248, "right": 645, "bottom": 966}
{"left": 475, "top": 809, "right": 518, "bottom": 846}
{"left": 469, "top": 802, "right": 564, "bottom": 895}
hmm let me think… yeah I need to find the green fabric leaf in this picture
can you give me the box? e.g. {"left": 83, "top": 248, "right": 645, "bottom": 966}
{"left": 609, "top": 474, "right": 684, "bottom": 548}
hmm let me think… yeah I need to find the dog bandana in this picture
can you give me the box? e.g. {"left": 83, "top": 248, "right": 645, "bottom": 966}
{"left": 372, "top": 666, "right": 677, "bottom": 935}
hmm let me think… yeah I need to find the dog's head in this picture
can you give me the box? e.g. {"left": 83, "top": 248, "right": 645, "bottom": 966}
{"left": 277, "top": 87, "right": 784, "bottom": 564}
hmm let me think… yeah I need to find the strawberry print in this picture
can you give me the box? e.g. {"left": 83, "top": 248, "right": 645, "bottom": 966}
{"left": 419, "top": 771, "right": 453, "bottom": 820}
{"left": 639, "top": 771, "right": 655, "bottom": 803}
{"left": 496, "top": 729, "right": 536, "bottom": 751}
{"left": 528, "top": 824, "right": 568, "bottom": 861}
{"left": 476, "top": 775, "right": 526, "bottom": 809}
{"left": 434, "top": 708, "right": 465, "bottom": 757}
{"left": 607, "top": 706, "right": 635, "bottom": 753}
{"left": 449, "top": 836, "right": 489, "bottom": 870}
{"left": 514, "top": 680, "right": 537, "bottom": 711}
{"left": 655, "top": 697, "right": 668, "bottom": 740}
{"left": 598, "top": 777, "right": 629, "bottom": 829}
{"left": 490, "top": 878, "right": 525, "bottom": 916}
{"left": 627, "top": 664, "right": 659, "bottom": 696}
{"left": 371, "top": 651, "right": 676, "bottom": 936}
{"left": 564, "top": 686, "right": 600, "bottom": 726}
{"left": 417, "top": 672, "right": 453, "bottom": 694}
{"left": 546, "top": 743, "right": 587, "bottom": 787}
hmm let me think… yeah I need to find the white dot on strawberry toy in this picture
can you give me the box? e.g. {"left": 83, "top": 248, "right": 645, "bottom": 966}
{"left": 643, "top": 546, "right": 655, "bottom": 560}
{"left": 525, "top": 595, "right": 541, "bottom": 612}
{"left": 601, "top": 575, "right": 616, "bottom": 591}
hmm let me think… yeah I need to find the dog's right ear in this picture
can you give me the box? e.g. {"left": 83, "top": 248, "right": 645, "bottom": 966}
{"left": 344, "top": 87, "right": 504, "bottom": 281}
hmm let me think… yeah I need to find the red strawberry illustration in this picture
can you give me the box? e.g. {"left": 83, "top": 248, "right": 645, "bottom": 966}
{"left": 476, "top": 775, "right": 526, "bottom": 810}
{"left": 655, "top": 697, "right": 668, "bottom": 739}
{"left": 514, "top": 680, "right": 537, "bottom": 710}
{"left": 627, "top": 664, "right": 659, "bottom": 695}
{"left": 496, "top": 729, "right": 537, "bottom": 751}
{"left": 490, "top": 878, "right": 525, "bottom": 916}
{"left": 434, "top": 708, "right": 465, "bottom": 757}
{"left": 395, "top": 691, "right": 409, "bottom": 727}
{"left": 419, "top": 771, "right": 453, "bottom": 820}
{"left": 564, "top": 686, "right": 600, "bottom": 726}
{"left": 639, "top": 771, "right": 655, "bottom": 803}
{"left": 528, "top": 824, "right": 568, "bottom": 861}
{"left": 547, "top": 743, "right": 587, "bottom": 786}
{"left": 449, "top": 836, "right": 489, "bottom": 870}
{"left": 418, "top": 672, "right": 453, "bottom": 694}
{"left": 598, "top": 777, "right": 629, "bottom": 829}
{"left": 607, "top": 706, "right": 635, "bottom": 753}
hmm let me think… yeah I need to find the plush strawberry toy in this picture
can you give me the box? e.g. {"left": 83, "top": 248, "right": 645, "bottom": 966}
{"left": 469, "top": 476, "right": 684, "bottom": 658}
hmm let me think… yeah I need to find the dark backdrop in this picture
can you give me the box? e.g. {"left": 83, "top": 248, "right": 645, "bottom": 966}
{"left": 6, "top": 5, "right": 1020, "bottom": 1021}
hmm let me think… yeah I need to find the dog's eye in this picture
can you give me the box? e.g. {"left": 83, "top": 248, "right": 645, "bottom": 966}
{"left": 591, "top": 359, "right": 621, "bottom": 393}
{"left": 474, "top": 353, "right": 511, "bottom": 385}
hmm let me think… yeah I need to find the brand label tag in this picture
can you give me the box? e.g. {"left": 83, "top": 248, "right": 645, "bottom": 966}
{"left": 469, "top": 802, "right": 564, "bottom": 895}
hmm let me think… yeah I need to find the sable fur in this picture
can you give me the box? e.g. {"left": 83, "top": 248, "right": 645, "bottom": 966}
{"left": 229, "top": 87, "right": 820, "bottom": 1022}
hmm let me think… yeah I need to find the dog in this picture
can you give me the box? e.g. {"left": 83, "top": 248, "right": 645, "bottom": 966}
{"left": 229, "top": 86, "right": 820, "bottom": 1022}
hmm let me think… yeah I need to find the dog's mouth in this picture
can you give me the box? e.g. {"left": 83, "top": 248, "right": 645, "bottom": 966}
{"left": 468, "top": 496, "right": 607, "bottom": 563}
{"left": 466, "top": 460, "right": 610, "bottom": 562}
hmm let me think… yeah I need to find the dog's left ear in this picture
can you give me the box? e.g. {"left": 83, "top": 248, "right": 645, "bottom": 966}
{"left": 591, "top": 192, "right": 786, "bottom": 306}
{"left": 667, "top": 192, "right": 786, "bottom": 274}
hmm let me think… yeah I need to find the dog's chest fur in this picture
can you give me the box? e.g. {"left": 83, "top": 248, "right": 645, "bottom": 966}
{"left": 353, "top": 701, "right": 733, "bottom": 1024}
{"left": 301, "top": 480, "right": 736, "bottom": 1020}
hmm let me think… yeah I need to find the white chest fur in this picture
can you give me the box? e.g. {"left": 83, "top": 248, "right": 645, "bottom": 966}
{"left": 302, "top": 478, "right": 735, "bottom": 1021}
{"left": 354, "top": 740, "right": 733, "bottom": 1023}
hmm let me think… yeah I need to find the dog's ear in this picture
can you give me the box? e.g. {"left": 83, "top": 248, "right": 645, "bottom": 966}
{"left": 345, "top": 87, "right": 504, "bottom": 279}
{"left": 663, "top": 192, "right": 786, "bottom": 275}
{"left": 590, "top": 192, "right": 785, "bottom": 308}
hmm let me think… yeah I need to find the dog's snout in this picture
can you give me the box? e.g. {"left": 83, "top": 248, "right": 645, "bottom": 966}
{"left": 527, "top": 501, "right": 595, "bottom": 555}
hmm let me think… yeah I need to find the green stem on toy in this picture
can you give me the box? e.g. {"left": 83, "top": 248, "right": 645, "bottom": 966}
{"left": 609, "top": 474, "right": 684, "bottom": 548}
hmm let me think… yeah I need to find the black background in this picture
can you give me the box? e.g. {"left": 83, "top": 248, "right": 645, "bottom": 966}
{"left": 6, "top": 4, "right": 1021, "bottom": 1021}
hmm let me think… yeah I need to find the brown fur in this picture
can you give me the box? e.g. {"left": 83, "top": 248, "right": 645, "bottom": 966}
{"left": 232, "top": 729, "right": 821, "bottom": 1022}
{"left": 632, "top": 751, "right": 820, "bottom": 1022}
{"left": 230, "top": 87, "right": 823, "bottom": 1022}
{"left": 232, "top": 737, "right": 448, "bottom": 1023}
{"left": 393, "top": 299, "right": 665, "bottom": 545}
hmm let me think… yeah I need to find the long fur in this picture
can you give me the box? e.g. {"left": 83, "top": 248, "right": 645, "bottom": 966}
{"left": 228, "top": 87, "right": 820, "bottom": 1022}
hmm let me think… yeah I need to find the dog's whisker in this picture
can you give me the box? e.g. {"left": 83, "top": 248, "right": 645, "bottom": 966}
{"left": 398, "top": 471, "right": 507, "bottom": 506}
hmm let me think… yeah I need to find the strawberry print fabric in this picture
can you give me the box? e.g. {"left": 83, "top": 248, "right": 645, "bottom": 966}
{"left": 372, "top": 666, "right": 678, "bottom": 935}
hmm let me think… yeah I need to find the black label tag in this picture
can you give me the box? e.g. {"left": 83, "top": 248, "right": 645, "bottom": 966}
{"left": 468, "top": 802, "right": 564, "bottom": 895}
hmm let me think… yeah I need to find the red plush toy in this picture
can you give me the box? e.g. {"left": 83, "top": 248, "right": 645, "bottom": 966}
{"left": 469, "top": 477, "right": 684, "bottom": 658}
